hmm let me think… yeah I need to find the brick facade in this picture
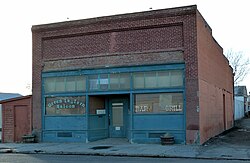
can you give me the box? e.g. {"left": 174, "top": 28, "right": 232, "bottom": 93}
{"left": 32, "top": 5, "right": 233, "bottom": 144}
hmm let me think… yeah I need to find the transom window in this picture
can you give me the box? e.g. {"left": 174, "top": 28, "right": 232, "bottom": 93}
{"left": 133, "top": 70, "right": 183, "bottom": 89}
{"left": 44, "top": 76, "right": 86, "bottom": 93}
{"left": 43, "top": 69, "right": 183, "bottom": 93}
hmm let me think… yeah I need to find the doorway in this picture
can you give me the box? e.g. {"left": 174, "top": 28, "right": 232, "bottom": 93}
{"left": 14, "top": 105, "right": 30, "bottom": 142}
{"left": 108, "top": 98, "right": 129, "bottom": 138}
{"left": 88, "top": 95, "right": 129, "bottom": 141}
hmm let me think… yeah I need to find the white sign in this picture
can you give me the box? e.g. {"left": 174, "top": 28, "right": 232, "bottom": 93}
{"left": 100, "top": 79, "right": 108, "bottom": 84}
{"left": 96, "top": 109, "right": 106, "bottom": 114}
{"left": 115, "top": 127, "right": 121, "bottom": 130}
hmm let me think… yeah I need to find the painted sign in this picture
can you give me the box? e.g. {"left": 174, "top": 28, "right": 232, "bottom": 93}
{"left": 96, "top": 109, "right": 106, "bottom": 115}
{"left": 47, "top": 98, "right": 85, "bottom": 109}
{"left": 134, "top": 104, "right": 152, "bottom": 113}
{"left": 46, "top": 96, "right": 86, "bottom": 115}
{"left": 163, "top": 105, "right": 182, "bottom": 112}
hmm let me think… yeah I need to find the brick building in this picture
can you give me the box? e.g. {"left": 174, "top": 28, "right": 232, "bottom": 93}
{"left": 1, "top": 95, "right": 32, "bottom": 143}
{"left": 32, "top": 5, "right": 234, "bottom": 144}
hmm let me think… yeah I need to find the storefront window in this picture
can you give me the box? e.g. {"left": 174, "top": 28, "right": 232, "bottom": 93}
{"left": 134, "top": 93, "right": 183, "bottom": 113}
{"left": 45, "top": 96, "right": 86, "bottom": 115}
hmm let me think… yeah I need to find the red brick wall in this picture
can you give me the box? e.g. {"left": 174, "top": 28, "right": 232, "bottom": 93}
{"left": 42, "top": 25, "right": 183, "bottom": 60}
{"left": 2, "top": 97, "right": 32, "bottom": 143}
{"left": 2, "top": 105, "right": 14, "bottom": 142}
{"left": 32, "top": 5, "right": 200, "bottom": 143}
{"left": 196, "top": 11, "right": 234, "bottom": 144}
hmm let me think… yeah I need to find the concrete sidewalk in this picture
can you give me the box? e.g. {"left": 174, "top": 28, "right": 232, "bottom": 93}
{"left": 1, "top": 118, "right": 250, "bottom": 160}
{"left": 0, "top": 141, "right": 249, "bottom": 161}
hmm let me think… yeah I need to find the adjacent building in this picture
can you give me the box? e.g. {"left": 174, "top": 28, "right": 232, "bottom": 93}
{"left": 32, "top": 5, "right": 234, "bottom": 144}
{"left": 0, "top": 93, "right": 21, "bottom": 142}
{"left": 0, "top": 95, "right": 32, "bottom": 143}
{"left": 234, "top": 86, "right": 248, "bottom": 120}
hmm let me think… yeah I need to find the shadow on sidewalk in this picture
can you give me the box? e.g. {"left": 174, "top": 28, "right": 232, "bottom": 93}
{"left": 203, "top": 117, "right": 250, "bottom": 147}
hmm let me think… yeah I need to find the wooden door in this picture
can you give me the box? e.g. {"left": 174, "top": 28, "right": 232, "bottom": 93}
{"left": 14, "top": 106, "right": 30, "bottom": 142}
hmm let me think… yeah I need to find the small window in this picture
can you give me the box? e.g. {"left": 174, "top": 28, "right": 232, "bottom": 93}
{"left": 119, "top": 73, "right": 130, "bottom": 90}
{"left": 133, "top": 72, "right": 144, "bottom": 89}
{"left": 65, "top": 76, "right": 76, "bottom": 92}
{"left": 110, "top": 73, "right": 120, "bottom": 90}
{"left": 170, "top": 70, "right": 183, "bottom": 87}
{"left": 158, "top": 71, "right": 171, "bottom": 87}
{"left": 89, "top": 75, "right": 99, "bottom": 90}
{"left": 145, "top": 72, "right": 157, "bottom": 88}
{"left": 100, "top": 74, "right": 109, "bottom": 90}
{"left": 55, "top": 77, "right": 65, "bottom": 92}
{"left": 44, "top": 78, "right": 56, "bottom": 93}
{"left": 76, "top": 76, "right": 86, "bottom": 91}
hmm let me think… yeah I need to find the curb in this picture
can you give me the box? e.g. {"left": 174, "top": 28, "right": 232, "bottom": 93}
{"left": 0, "top": 148, "right": 15, "bottom": 153}
{"left": 8, "top": 150, "right": 250, "bottom": 161}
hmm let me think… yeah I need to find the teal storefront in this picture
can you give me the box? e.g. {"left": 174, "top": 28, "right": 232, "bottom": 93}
{"left": 42, "top": 64, "right": 186, "bottom": 144}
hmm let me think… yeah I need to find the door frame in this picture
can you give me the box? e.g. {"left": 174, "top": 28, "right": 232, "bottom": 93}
{"left": 108, "top": 97, "right": 129, "bottom": 138}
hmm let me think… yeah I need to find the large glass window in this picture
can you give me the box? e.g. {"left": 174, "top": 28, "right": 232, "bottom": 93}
{"left": 134, "top": 93, "right": 183, "bottom": 114}
{"left": 45, "top": 96, "right": 86, "bottom": 115}
{"left": 44, "top": 76, "right": 86, "bottom": 93}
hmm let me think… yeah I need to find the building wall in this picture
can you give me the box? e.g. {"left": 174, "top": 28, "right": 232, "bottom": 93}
{"left": 32, "top": 6, "right": 200, "bottom": 143}
{"left": 234, "top": 96, "right": 245, "bottom": 120}
{"left": 2, "top": 97, "right": 32, "bottom": 143}
{"left": 196, "top": 11, "right": 234, "bottom": 144}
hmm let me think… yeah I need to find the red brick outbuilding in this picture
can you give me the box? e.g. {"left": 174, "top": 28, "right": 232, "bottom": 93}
{"left": 1, "top": 95, "right": 32, "bottom": 143}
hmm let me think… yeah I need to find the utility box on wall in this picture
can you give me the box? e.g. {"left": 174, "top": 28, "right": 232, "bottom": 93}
{"left": 0, "top": 95, "right": 32, "bottom": 143}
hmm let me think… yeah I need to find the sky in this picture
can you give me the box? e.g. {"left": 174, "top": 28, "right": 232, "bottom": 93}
{"left": 0, "top": 0, "right": 250, "bottom": 95}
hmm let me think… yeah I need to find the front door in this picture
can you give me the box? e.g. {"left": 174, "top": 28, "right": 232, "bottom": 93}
{"left": 109, "top": 98, "right": 128, "bottom": 138}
